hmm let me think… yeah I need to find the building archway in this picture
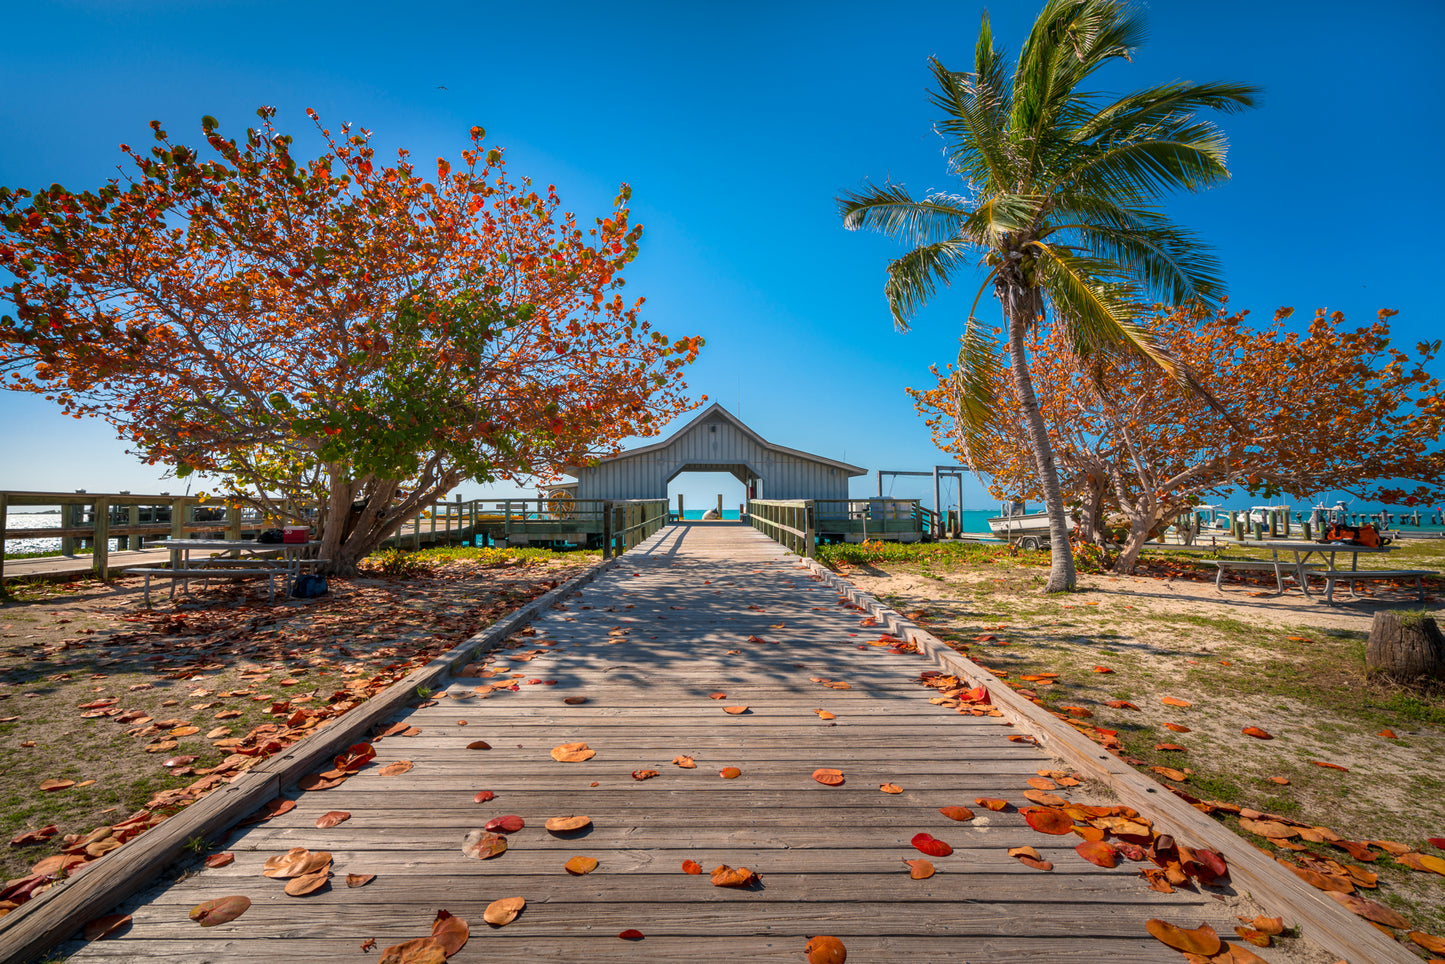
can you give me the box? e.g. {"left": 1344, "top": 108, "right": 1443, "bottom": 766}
{"left": 666, "top": 467, "right": 753, "bottom": 521}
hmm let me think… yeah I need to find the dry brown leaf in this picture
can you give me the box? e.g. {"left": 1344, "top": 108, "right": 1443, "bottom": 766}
{"left": 39, "top": 779, "right": 75, "bottom": 792}
{"left": 376, "top": 761, "right": 413, "bottom": 777}
{"left": 466, "top": 741, "right": 492, "bottom": 750}
{"left": 189, "top": 896, "right": 250, "bottom": 927}
{"left": 1327, "top": 891, "right": 1410, "bottom": 927}
{"left": 284, "top": 868, "right": 330, "bottom": 896}
{"left": 904, "top": 858, "right": 935, "bottom": 879}
{"left": 1145, "top": 919, "right": 1221, "bottom": 956}
{"left": 378, "top": 937, "right": 448, "bottom": 964}
{"left": 461, "top": 830, "right": 507, "bottom": 860}
{"left": 672, "top": 755, "right": 696, "bottom": 768}
{"left": 262, "top": 847, "right": 332, "bottom": 879}
{"left": 82, "top": 913, "right": 131, "bottom": 940}
{"left": 565, "top": 856, "right": 599, "bottom": 875}
{"left": 483, "top": 896, "right": 524, "bottom": 927}
{"left": 1397, "top": 851, "right": 1445, "bottom": 876}
{"left": 347, "top": 873, "right": 375, "bottom": 888}
{"left": 204, "top": 853, "right": 235, "bottom": 869}
{"left": 431, "top": 911, "right": 469, "bottom": 958}
{"left": 316, "top": 811, "right": 351, "bottom": 829}
{"left": 562, "top": 696, "right": 588, "bottom": 705}
{"left": 551, "top": 742, "right": 595, "bottom": 762}
{"left": 708, "top": 692, "right": 726, "bottom": 699}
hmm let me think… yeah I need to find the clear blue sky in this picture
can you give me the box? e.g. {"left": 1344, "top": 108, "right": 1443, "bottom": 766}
{"left": 2, "top": 0, "right": 1441, "bottom": 511}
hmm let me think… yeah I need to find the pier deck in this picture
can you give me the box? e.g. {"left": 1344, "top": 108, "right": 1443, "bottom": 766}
{"left": 46, "top": 523, "right": 1392, "bottom": 962}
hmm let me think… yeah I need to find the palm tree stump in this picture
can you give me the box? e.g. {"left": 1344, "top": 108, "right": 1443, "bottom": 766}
{"left": 1366, "top": 611, "right": 1445, "bottom": 680}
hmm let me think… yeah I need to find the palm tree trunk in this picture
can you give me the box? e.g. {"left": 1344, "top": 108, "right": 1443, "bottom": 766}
{"left": 1004, "top": 285, "right": 1077, "bottom": 593}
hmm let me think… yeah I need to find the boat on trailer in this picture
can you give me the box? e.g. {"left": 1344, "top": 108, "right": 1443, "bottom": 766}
{"left": 987, "top": 501, "right": 1056, "bottom": 550}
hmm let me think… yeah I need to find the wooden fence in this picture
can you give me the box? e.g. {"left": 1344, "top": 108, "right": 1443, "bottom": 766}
{"left": 748, "top": 499, "right": 814, "bottom": 558}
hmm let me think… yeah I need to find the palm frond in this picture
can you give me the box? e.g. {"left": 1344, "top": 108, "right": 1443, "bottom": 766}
{"left": 882, "top": 239, "right": 976, "bottom": 331}
{"left": 1044, "top": 201, "right": 1224, "bottom": 306}
{"left": 1054, "top": 128, "right": 1235, "bottom": 200}
{"left": 1073, "top": 81, "right": 1259, "bottom": 143}
{"left": 837, "top": 182, "right": 969, "bottom": 247}
{"left": 929, "top": 58, "right": 1014, "bottom": 188}
{"left": 1028, "top": 241, "right": 1172, "bottom": 373}
{"left": 950, "top": 313, "right": 1007, "bottom": 473}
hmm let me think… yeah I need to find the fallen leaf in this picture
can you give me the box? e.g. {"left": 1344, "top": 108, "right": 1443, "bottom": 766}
{"left": 911, "top": 833, "right": 953, "bottom": 857}
{"left": 1151, "top": 766, "right": 1189, "bottom": 782}
{"left": 1242, "top": 726, "right": 1273, "bottom": 740}
{"left": 804, "top": 935, "right": 847, "bottom": 964}
{"left": 1235, "top": 916, "right": 1284, "bottom": 936}
{"left": 812, "top": 768, "right": 845, "bottom": 786}
{"left": 262, "top": 847, "right": 332, "bottom": 879}
{"left": 719, "top": 766, "right": 742, "bottom": 779}
{"left": 975, "top": 797, "right": 1010, "bottom": 811}
{"left": 545, "top": 815, "right": 591, "bottom": 833}
{"left": 461, "top": 830, "right": 507, "bottom": 860}
{"left": 562, "top": 696, "right": 588, "bottom": 705}
{"left": 1408, "top": 931, "right": 1445, "bottom": 955}
{"left": 377, "top": 761, "right": 413, "bottom": 777}
{"left": 1155, "top": 743, "right": 1187, "bottom": 752}
{"left": 39, "top": 779, "right": 75, "bottom": 792}
{"left": 1008, "top": 846, "right": 1055, "bottom": 871}
{"left": 1163, "top": 722, "right": 1191, "bottom": 733}
{"left": 879, "top": 783, "right": 903, "bottom": 794}
{"left": 565, "top": 856, "right": 599, "bottom": 875}
{"left": 1145, "top": 919, "right": 1221, "bottom": 956}
{"left": 618, "top": 929, "right": 645, "bottom": 940}
{"left": 815, "top": 710, "right": 836, "bottom": 720}
{"left": 1022, "top": 807, "right": 1074, "bottom": 835}
{"left": 284, "top": 868, "right": 331, "bottom": 896}
{"left": 334, "top": 742, "right": 376, "bottom": 772}
{"left": 379, "top": 937, "right": 448, "bottom": 964}
{"left": 1161, "top": 697, "right": 1192, "bottom": 708}
{"left": 316, "top": 811, "right": 351, "bottom": 829}
{"left": 189, "top": 896, "right": 250, "bottom": 927}
{"left": 551, "top": 742, "right": 595, "bottom": 762}
{"left": 708, "top": 692, "right": 726, "bottom": 700}
{"left": 1268, "top": 776, "right": 1290, "bottom": 785}
{"left": 1312, "top": 760, "right": 1349, "bottom": 771}
{"left": 483, "top": 896, "right": 524, "bottom": 927}
{"left": 723, "top": 705, "right": 749, "bottom": 715}
{"left": 1075, "top": 840, "right": 1118, "bottom": 868}
{"left": 473, "top": 790, "right": 495, "bottom": 803}
{"left": 682, "top": 860, "right": 702, "bottom": 874}
{"left": 672, "top": 755, "right": 696, "bottom": 768}
{"left": 938, "top": 806, "right": 975, "bottom": 821}
{"left": 1105, "top": 700, "right": 1140, "bottom": 709}
{"left": 1396, "top": 851, "right": 1445, "bottom": 876}
{"left": 904, "top": 858, "right": 935, "bottom": 879}
{"left": 710, "top": 864, "right": 758, "bottom": 887}
{"left": 82, "top": 913, "right": 131, "bottom": 940}
{"left": 204, "top": 852, "right": 235, "bottom": 869}
{"left": 1234, "top": 926, "right": 1273, "bottom": 948}
{"left": 298, "top": 772, "right": 347, "bottom": 791}
{"left": 1327, "top": 891, "right": 1409, "bottom": 927}
{"left": 347, "top": 873, "right": 375, "bottom": 888}
{"left": 466, "top": 741, "right": 492, "bottom": 750}
{"left": 483, "top": 815, "right": 524, "bottom": 834}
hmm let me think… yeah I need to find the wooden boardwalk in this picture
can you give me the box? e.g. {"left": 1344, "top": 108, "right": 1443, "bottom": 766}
{"left": 59, "top": 524, "right": 1270, "bottom": 962}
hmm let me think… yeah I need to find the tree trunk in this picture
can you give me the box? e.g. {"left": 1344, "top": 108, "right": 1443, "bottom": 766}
{"left": 1366, "top": 612, "right": 1445, "bottom": 680}
{"left": 1004, "top": 284, "right": 1076, "bottom": 593}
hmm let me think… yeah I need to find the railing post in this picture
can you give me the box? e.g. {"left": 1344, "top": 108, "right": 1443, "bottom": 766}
{"left": 805, "top": 500, "right": 815, "bottom": 559}
{"left": 602, "top": 501, "right": 613, "bottom": 559}
{"left": 169, "top": 499, "right": 186, "bottom": 568}
{"left": 91, "top": 497, "right": 110, "bottom": 580}
{"left": 128, "top": 503, "right": 142, "bottom": 549}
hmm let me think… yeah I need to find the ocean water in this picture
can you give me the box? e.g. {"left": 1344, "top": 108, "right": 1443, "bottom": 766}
{"left": 3, "top": 512, "right": 64, "bottom": 554}
{"left": 681, "top": 509, "right": 742, "bottom": 521}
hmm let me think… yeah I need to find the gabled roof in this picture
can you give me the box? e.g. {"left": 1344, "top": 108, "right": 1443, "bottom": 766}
{"left": 565, "top": 403, "right": 866, "bottom": 477}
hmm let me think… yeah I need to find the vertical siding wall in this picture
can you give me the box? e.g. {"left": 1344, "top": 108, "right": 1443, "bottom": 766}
{"left": 575, "top": 413, "right": 851, "bottom": 502}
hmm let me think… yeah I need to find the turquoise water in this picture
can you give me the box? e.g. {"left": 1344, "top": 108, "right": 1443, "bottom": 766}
{"left": 682, "top": 509, "right": 742, "bottom": 520}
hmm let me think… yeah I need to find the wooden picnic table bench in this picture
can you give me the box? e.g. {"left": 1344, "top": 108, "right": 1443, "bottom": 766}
{"left": 1303, "top": 567, "right": 1437, "bottom": 604}
{"left": 133, "top": 539, "right": 326, "bottom": 604}
{"left": 1213, "top": 558, "right": 1324, "bottom": 594}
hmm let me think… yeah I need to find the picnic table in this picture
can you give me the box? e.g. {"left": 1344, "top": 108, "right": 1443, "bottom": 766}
{"left": 134, "top": 538, "right": 325, "bottom": 604}
{"left": 1214, "top": 539, "right": 1433, "bottom": 603}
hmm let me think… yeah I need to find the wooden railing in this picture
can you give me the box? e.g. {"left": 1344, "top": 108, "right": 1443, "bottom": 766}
{"left": 748, "top": 499, "right": 814, "bottom": 558}
{"left": 602, "top": 500, "right": 670, "bottom": 559}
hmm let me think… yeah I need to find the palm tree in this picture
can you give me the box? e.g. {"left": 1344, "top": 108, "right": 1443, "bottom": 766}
{"left": 840, "top": 0, "right": 1257, "bottom": 591}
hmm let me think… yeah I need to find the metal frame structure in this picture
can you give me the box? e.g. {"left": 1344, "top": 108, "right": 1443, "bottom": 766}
{"left": 874, "top": 466, "right": 972, "bottom": 539}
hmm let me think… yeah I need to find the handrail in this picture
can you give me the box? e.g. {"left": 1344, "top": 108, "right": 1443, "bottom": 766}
{"left": 602, "top": 499, "right": 669, "bottom": 559}
{"left": 748, "top": 499, "right": 814, "bottom": 558}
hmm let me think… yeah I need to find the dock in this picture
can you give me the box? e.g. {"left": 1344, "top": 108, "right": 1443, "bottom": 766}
{"left": 28, "top": 523, "right": 1409, "bottom": 963}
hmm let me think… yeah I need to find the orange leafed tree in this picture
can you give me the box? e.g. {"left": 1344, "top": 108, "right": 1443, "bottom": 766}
{"left": 0, "top": 109, "right": 702, "bottom": 574}
{"left": 911, "top": 305, "right": 1445, "bottom": 572}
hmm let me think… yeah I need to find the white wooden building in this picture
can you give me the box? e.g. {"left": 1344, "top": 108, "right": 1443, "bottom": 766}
{"left": 556, "top": 403, "right": 865, "bottom": 502}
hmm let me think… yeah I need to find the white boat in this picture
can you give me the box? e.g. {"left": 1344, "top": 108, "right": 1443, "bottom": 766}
{"left": 987, "top": 501, "right": 1055, "bottom": 550}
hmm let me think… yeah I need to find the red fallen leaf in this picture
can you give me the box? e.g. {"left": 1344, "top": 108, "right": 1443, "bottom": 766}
{"left": 82, "top": 913, "right": 132, "bottom": 940}
{"left": 1242, "top": 726, "right": 1273, "bottom": 739}
{"left": 904, "top": 858, "right": 935, "bottom": 879}
{"left": 243, "top": 798, "right": 295, "bottom": 823}
{"left": 1430, "top": 838, "right": 1445, "bottom": 850}
{"left": 1155, "top": 743, "right": 1187, "bottom": 752}
{"left": 466, "top": 741, "right": 492, "bottom": 750}
{"left": 719, "top": 766, "right": 742, "bottom": 779}
{"left": 1105, "top": 700, "right": 1140, "bottom": 709}
{"left": 805, "top": 935, "right": 847, "bottom": 964}
{"left": 473, "top": 791, "right": 495, "bottom": 803}
{"left": 682, "top": 860, "right": 702, "bottom": 874}
{"left": 299, "top": 773, "right": 347, "bottom": 791}
{"left": 1145, "top": 919, "right": 1221, "bottom": 956}
{"left": 1183, "top": 848, "right": 1229, "bottom": 884}
{"left": 1378, "top": 729, "right": 1397, "bottom": 738}
{"left": 812, "top": 768, "right": 844, "bottom": 786}
{"left": 911, "top": 833, "right": 953, "bottom": 857}
{"left": 334, "top": 742, "right": 376, "bottom": 773}
{"left": 189, "top": 896, "right": 250, "bottom": 927}
{"left": 618, "top": 929, "right": 645, "bottom": 940}
{"left": 939, "top": 806, "right": 975, "bottom": 822}
{"left": 204, "top": 852, "right": 235, "bottom": 868}
{"left": 361, "top": 939, "right": 377, "bottom": 951}
{"left": 1093, "top": 666, "right": 1113, "bottom": 673}
{"left": 632, "top": 769, "right": 660, "bottom": 781}
{"left": 1327, "top": 891, "right": 1410, "bottom": 927}
{"left": 1075, "top": 840, "right": 1118, "bottom": 867}
{"left": 1161, "top": 696, "right": 1192, "bottom": 708}
{"left": 10, "top": 824, "right": 59, "bottom": 846}
{"left": 562, "top": 696, "right": 588, "bottom": 705}
{"left": 1022, "top": 807, "right": 1074, "bottom": 835}
{"left": 483, "top": 815, "right": 524, "bottom": 834}
{"left": 975, "top": 797, "right": 1010, "bottom": 811}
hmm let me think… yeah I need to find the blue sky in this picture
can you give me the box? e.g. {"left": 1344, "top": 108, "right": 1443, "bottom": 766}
{"left": 2, "top": 0, "right": 1441, "bottom": 512}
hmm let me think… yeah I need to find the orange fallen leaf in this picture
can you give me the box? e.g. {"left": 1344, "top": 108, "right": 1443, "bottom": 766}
{"left": 708, "top": 692, "right": 726, "bottom": 699}
{"left": 723, "top": 705, "right": 749, "bottom": 715}
{"left": 466, "top": 740, "right": 492, "bottom": 750}
{"left": 804, "top": 935, "right": 847, "bottom": 964}
{"left": 378, "top": 937, "right": 447, "bottom": 963}
{"left": 975, "top": 797, "right": 1010, "bottom": 811}
{"left": 1151, "top": 766, "right": 1188, "bottom": 782}
{"left": 719, "top": 766, "right": 742, "bottom": 779}
{"left": 565, "top": 856, "right": 598, "bottom": 875}
{"left": 938, "top": 806, "right": 975, "bottom": 821}
{"left": 1235, "top": 916, "right": 1285, "bottom": 936}
{"left": 1378, "top": 729, "right": 1397, "bottom": 739}
{"left": 316, "top": 811, "right": 351, "bottom": 829}
{"left": 1008, "top": 846, "right": 1054, "bottom": 871}
{"left": 632, "top": 769, "right": 660, "bottom": 781}
{"left": 262, "top": 847, "right": 332, "bottom": 879}
{"left": 672, "top": 755, "right": 696, "bottom": 768}
{"left": 879, "top": 783, "right": 903, "bottom": 794}
{"left": 551, "top": 742, "right": 595, "bottom": 762}
{"left": 204, "top": 852, "right": 235, "bottom": 869}
{"left": 1268, "top": 776, "right": 1290, "bottom": 785}
{"left": 904, "top": 858, "right": 934, "bottom": 879}
{"left": 1234, "top": 926, "right": 1273, "bottom": 948}
{"left": 1075, "top": 840, "right": 1118, "bottom": 868}
{"left": 812, "top": 768, "right": 844, "bottom": 786}
{"left": 483, "top": 896, "right": 524, "bottom": 927}
{"left": 189, "top": 896, "right": 250, "bottom": 927}
{"left": 461, "top": 830, "right": 507, "bottom": 860}
{"left": 1397, "top": 851, "right": 1445, "bottom": 876}
{"left": 1407, "top": 931, "right": 1445, "bottom": 955}
{"left": 284, "top": 868, "right": 331, "bottom": 896}
{"left": 431, "top": 911, "right": 470, "bottom": 956}
{"left": 682, "top": 860, "right": 702, "bottom": 874}
{"left": 1327, "top": 891, "right": 1409, "bottom": 927}
{"left": 1155, "top": 743, "right": 1187, "bottom": 752}
{"left": 1161, "top": 696, "right": 1192, "bottom": 708}
{"left": 1105, "top": 700, "right": 1139, "bottom": 709}
{"left": 1145, "top": 919, "right": 1221, "bottom": 956}
{"left": 39, "top": 779, "right": 75, "bottom": 792}
{"left": 1312, "top": 760, "right": 1349, "bottom": 771}
{"left": 376, "top": 761, "right": 413, "bottom": 777}
{"left": 545, "top": 815, "right": 591, "bottom": 833}
{"left": 1163, "top": 722, "right": 1191, "bottom": 733}
{"left": 1241, "top": 726, "right": 1273, "bottom": 740}
{"left": 815, "top": 710, "right": 836, "bottom": 720}
{"left": 710, "top": 864, "right": 758, "bottom": 887}
{"left": 347, "top": 873, "right": 375, "bottom": 888}
{"left": 1022, "top": 807, "right": 1074, "bottom": 835}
